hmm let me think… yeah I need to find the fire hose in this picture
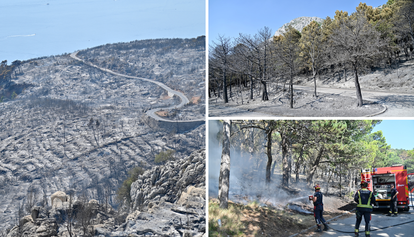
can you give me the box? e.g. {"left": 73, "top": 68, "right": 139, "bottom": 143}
{"left": 290, "top": 215, "right": 414, "bottom": 236}
{"left": 328, "top": 218, "right": 414, "bottom": 233}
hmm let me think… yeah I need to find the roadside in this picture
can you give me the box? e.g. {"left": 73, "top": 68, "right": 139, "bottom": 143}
{"left": 295, "top": 86, "right": 414, "bottom": 117}
{"left": 209, "top": 90, "right": 386, "bottom": 117}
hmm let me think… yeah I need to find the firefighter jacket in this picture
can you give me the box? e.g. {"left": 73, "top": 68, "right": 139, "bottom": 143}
{"left": 313, "top": 191, "right": 323, "bottom": 210}
{"left": 390, "top": 187, "right": 398, "bottom": 201}
{"left": 354, "top": 188, "right": 376, "bottom": 212}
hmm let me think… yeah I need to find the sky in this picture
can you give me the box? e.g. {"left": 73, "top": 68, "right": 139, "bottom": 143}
{"left": 0, "top": 0, "right": 205, "bottom": 63}
{"left": 372, "top": 120, "right": 414, "bottom": 150}
{"left": 209, "top": 0, "right": 388, "bottom": 45}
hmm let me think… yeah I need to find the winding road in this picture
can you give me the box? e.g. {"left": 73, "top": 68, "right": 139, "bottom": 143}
{"left": 70, "top": 51, "right": 203, "bottom": 123}
{"left": 295, "top": 85, "right": 414, "bottom": 117}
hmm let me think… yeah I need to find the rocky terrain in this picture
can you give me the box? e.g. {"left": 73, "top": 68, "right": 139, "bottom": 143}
{"left": 6, "top": 149, "right": 206, "bottom": 237}
{"left": 273, "top": 16, "right": 324, "bottom": 36}
{"left": 0, "top": 37, "right": 206, "bottom": 233}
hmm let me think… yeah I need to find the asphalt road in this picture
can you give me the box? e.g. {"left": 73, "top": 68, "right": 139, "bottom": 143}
{"left": 295, "top": 86, "right": 414, "bottom": 117}
{"left": 320, "top": 200, "right": 414, "bottom": 236}
{"left": 70, "top": 51, "right": 201, "bottom": 123}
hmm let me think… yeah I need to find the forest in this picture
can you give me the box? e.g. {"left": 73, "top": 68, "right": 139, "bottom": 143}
{"left": 209, "top": 0, "right": 414, "bottom": 108}
{"left": 215, "top": 120, "right": 414, "bottom": 197}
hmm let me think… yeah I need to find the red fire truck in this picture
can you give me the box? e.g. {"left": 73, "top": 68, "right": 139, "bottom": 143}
{"left": 361, "top": 165, "right": 410, "bottom": 211}
{"left": 409, "top": 173, "right": 414, "bottom": 193}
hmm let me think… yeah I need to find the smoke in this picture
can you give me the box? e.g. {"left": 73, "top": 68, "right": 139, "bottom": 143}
{"left": 208, "top": 120, "right": 221, "bottom": 198}
{"left": 209, "top": 120, "right": 312, "bottom": 208}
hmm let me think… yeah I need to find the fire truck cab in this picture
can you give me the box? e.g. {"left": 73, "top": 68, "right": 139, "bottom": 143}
{"left": 361, "top": 165, "right": 410, "bottom": 211}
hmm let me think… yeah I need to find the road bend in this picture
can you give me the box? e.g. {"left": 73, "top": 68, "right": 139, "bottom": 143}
{"left": 295, "top": 85, "right": 414, "bottom": 117}
{"left": 70, "top": 51, "right": 202, "bottom": 123}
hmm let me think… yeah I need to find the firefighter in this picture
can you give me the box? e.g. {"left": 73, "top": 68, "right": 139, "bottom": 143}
{"left": 387, "top": 183, "right": 399, "bottom": 216}
{"left": 313, "top": 184, "right": 329, "bottom": 232}
{"left": 354, "top": 180, "right": 376, "bottom": 237}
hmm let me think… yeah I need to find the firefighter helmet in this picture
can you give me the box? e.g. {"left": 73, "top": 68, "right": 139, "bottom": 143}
{"left": 314, "top": 184, "right": 321, "bottom": 190}
{"left": 361, "top": 180, "right": 368, "bottom": 187}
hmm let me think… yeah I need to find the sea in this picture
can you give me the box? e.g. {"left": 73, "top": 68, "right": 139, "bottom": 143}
{"left": 0, "top": 0, "right": 205, "bottom": 63}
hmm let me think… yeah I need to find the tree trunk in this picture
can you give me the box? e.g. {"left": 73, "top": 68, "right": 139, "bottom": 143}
{"left": 312, "top": 64, "right": 317, "bottom": 97}
{"left": 348, "top": 169, "right": 353, "bottom": 193}
{"left": 239, "top": 77, "right": 243, "bottom": 105}
{"left": 281, "top": 136, "right": 289, "bottom": 187}
{"left": 261, "top": 80, "right": 269, "bottom": 101}
{"left": 290, "top": 68, "right": 294, "bottom": 108}
{"left": 223, "top": 69, "right": 228, "bottom": 103}
{"left": 249, "top": 74, "right": 254, "bottom": 100}
{"left": 339, "top": 164, "right": 342, "bottom": 197}
{"left": 229, "top": 76, "right": 232, "bottom": 98}
{"left": 306, "top": 147, "right": 324, "bottom": 185}
{"left": 271, "top": 159, "right": 277, "bottom": 180}
{"left": 218, "top": 120, "right": 231, "bottom": 209}
{"left": 287, "top": 146, "right": 292, "bottom": 185}
{"left": 265, "top": 129, "right": 273, "bottom": 183}
{"left": 325, "top": 170, "right": 333, "bottom": 195}
{"left": 295, "top": 145, "right": 304, "bottom": 183}
{"left": 345, "top": 67, "right": 347, "bottom": 81}
{"left": 353, "top": 63, "right": 363, "bottom": 107}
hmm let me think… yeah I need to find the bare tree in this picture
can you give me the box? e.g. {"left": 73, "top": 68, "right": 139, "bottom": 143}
{"left": 25, "top": 187, "right": 37, "bottom": 214}
{"left": 65, "top": 190, "right": 75, "bottom": 237}
{"left": 77, "top": 193, "right": 93, "bottom": 237}
{"left": 236, "top": 27, "right": 274, "bottom": 101}
{"left": 87, "top": 117, "right": 100, "bottom": 146}
{"left": 210, "top": 36, "right": 233, "bottom": 103}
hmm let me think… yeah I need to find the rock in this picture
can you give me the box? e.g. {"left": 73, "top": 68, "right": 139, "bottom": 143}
{"left": 126, "top": 210, "right": 141, "bottom": 221}
{"left": 31, "top": 206, "right": 40, "bottom": 221}
{"left": 177, "top": 186, "right": 205, "bottom": 209}
{"left": 130, "top": 149, "right": 205, "bottom": 211}
{"left": 20, "top": 215, "right": 33, "bottom": 226}
{"left": 7, "top": 149, "right": 205, "bottom": 237}
{"left": 124, "top": 149, "right": 206, "bottom": 236}
{"left": 50, "top": 191, "right": 68, "bottom": 208}
{"left": 274, "top": 16, "right": 324, "bottom": 36}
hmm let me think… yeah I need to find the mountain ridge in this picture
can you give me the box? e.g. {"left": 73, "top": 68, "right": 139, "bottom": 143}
{"left": 274, "top": 16, "right": 324, "bottom": 36}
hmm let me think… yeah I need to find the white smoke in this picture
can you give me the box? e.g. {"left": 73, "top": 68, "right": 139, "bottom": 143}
{"left": 208, "top": 120, "right": 312, "bottom": 208}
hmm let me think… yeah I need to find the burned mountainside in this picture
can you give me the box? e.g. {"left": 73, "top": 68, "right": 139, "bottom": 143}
{"left": 0, "top": 37, "right": 206, "bottom": 232}
{"left": 6, "top": 149, "right": 206, "bottom": 237}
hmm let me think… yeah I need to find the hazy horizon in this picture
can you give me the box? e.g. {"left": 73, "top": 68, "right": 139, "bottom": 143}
{"left": 0, "top": 0, "right": 205, "bottom": 63}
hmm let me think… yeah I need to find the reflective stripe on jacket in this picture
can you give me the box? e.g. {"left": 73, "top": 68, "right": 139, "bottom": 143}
{"left": 357, "top": 190, "right": 373, "bottom": 208}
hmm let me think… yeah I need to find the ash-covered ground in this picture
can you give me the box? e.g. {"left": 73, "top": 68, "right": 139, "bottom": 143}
{"left": 209, "top": 59, "right": 414, "bottom": 117}
{"left": 0, "top": 37, "right": 205, "bottom": 232}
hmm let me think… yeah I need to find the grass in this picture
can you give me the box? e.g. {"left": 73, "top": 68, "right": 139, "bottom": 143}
{"left": 209, "top": 200, "right": 246, "bottom": 236}
{"left": 209, "top": 199, "right": 315, "bottom": 237}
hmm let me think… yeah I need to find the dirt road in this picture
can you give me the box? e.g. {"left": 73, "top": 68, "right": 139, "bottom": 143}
{"left": 318, "top": 209, "right": 414, "bottom": 237}
{"left": 296, "top": 86, "right": 414, "bottom": 117}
